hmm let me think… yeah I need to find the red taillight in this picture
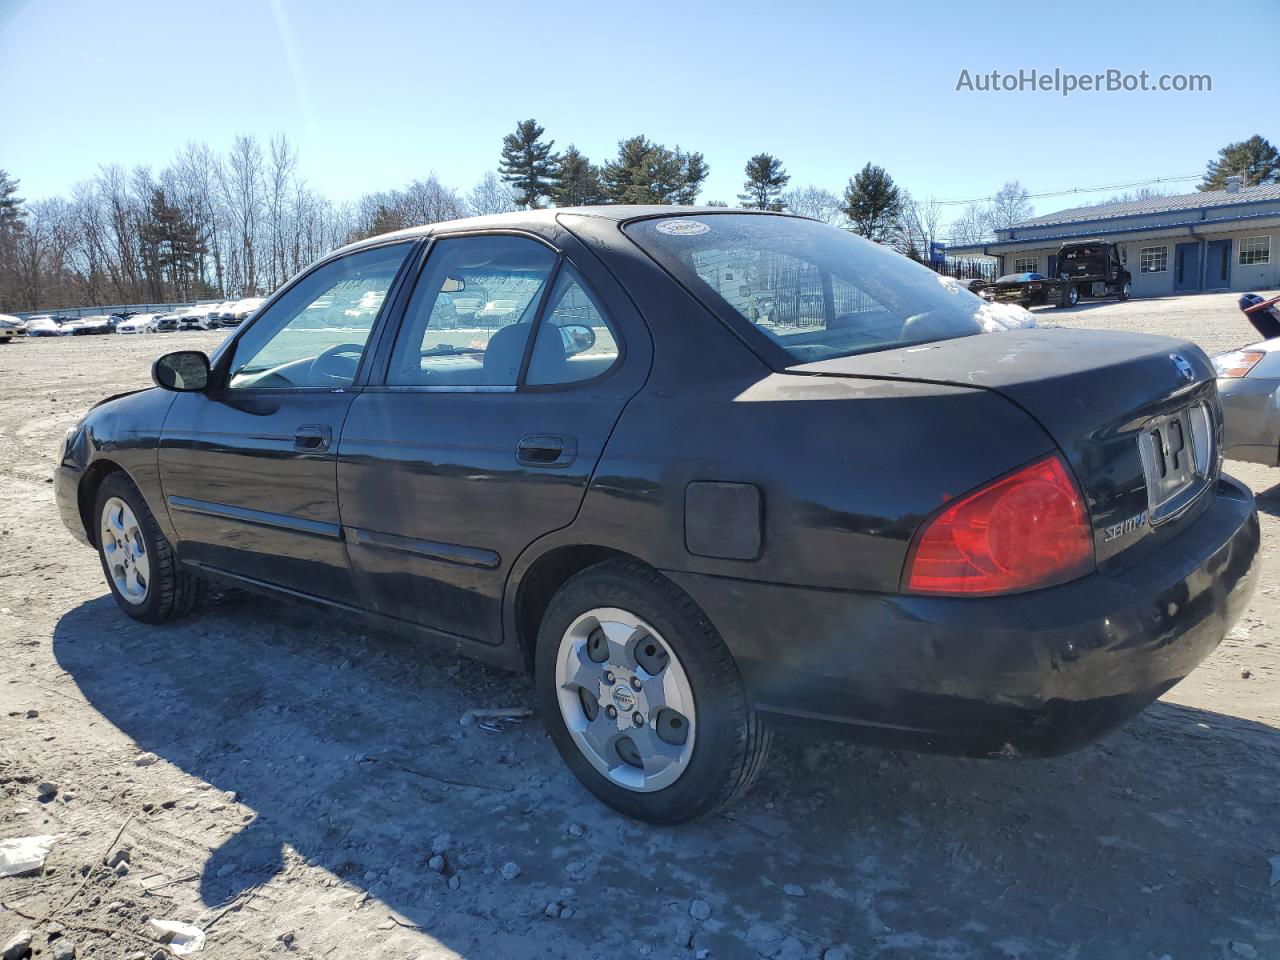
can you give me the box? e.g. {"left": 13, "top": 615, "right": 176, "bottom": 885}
{"left": 905, "top": 455, "right": 1094, "bottom": 596}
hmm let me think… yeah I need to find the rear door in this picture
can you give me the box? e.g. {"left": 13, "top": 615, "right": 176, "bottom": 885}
{"left": 158, "top": 241, "right": 416, "bottom": 602}
{"left": 337, "top": 231, "right": 650, "bottom": 644}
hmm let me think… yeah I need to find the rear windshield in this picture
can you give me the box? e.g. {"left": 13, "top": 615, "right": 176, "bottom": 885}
{"left": 627, "top": 214, "right": 1027, "bottom": 364}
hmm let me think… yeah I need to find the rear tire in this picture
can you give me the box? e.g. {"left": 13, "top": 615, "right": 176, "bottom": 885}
{"left": 94, "top": 472, "right": 203, "bottom": 623}
{"left": 535, "top": 559, "right": 771, "bottom": 824}
{"left": 1058, "top": 285, "right": 1080, "bottom": 308}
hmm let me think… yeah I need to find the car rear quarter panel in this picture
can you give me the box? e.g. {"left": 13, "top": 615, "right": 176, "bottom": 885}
{"left": 551, "top": 215, "right": 1059, "bottom": 594}
{"left": 575, "top": 372, "right": 1056, "bottom": 593}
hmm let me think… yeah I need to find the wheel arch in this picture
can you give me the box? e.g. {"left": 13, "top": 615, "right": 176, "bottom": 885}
{"left": 508, "top": 542, "right": 657, "bottom": 672}
{"left": 78, "top": 458, "right": 129, "bottom": 547}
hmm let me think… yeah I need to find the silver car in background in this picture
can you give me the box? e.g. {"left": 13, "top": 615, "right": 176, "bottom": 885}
{"left": 0, "top": 313, "right": 27, "bottom": 342}
{"left": 1215, "top": 341, "right": 1280, "bottom": 466}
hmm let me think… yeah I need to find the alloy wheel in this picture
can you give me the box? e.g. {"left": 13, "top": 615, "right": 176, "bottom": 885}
{"left": 554, "top": 607, "right": 696, "bottom": 792}
{"left": 100, "top": 496, "right": 150, "bottom": 604}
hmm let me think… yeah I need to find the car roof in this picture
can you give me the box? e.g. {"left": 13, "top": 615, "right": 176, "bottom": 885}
{"left": 331, "top": 206, "right": 797, "bottom": 258}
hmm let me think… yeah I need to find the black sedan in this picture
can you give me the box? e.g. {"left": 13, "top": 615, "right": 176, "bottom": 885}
{"left": 55, "top": 208, "right": 1259, "bottom": 823}
{"left": 982, "top": 272, "right": 1060, "bottom": 307}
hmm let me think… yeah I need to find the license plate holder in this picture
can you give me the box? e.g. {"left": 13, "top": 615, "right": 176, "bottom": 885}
{"left": 1137, "top": 404, "right": 1211, "bottom": 524}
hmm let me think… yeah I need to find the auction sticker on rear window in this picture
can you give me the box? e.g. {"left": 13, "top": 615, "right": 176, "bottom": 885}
{"left": 655, "top": 219, "right": 711, "bottom": 236}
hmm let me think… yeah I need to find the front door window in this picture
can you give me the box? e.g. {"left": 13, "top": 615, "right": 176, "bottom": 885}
{"left": 228, "top": 242, "right": 413, "bottom": 389}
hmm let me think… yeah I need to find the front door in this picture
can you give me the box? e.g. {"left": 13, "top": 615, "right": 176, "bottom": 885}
{"left": 337, "top": 233, "right": 648, "bottom": 644}
{"left": 1206, "top": 239, "right": 1232, "bottom": 290}
{"left": 1174, "top": 241, "right": 1202, "bottom": 292}
{"left": 159, "top": 241, "right": 415, "bottom": 601}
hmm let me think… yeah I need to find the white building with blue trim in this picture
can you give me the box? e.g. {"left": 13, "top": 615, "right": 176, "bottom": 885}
{"left": 948, "top": 177, "right": 1280, "bottom": 295}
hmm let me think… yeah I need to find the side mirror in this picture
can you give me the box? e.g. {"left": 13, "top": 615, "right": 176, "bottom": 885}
{"left": 559, "top": 323, "right": 596, "bottom": 357}
{"left": 441, "top": 275, "right": 466, "bottom": 294}
{"left": 152, "top": 351, "right": 210, "bottom": 392}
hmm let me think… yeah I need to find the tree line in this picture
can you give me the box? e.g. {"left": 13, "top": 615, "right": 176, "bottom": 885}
{"left": 1, "top": 122, "right": 1270, "bottom": 313}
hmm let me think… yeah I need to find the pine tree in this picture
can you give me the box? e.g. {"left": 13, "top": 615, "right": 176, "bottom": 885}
{"left": 0, "top": 170, "right": 23, "bottom": 311}
{"left": 0, "top": 170, "right": 22, "bottom": 231}
{"left": 138, "top": 188, "right": 205, "bottom": 301}
{"left": 552, "top": 145, "right": 605, "bottom": 206}
{"left": 843, "top": 164, "right": 902, "bottom": 243}
{"left": 498, "top": 119, "right": 559, "bottom": 208}
{"left": 601, "top": 137, "right": 709, "bottom": 205}
{"left": 1199, "top": 135, "right": 1280, "bottom": 190}
{"left": 738, "top": 153, "right": 790, "bottom": 210}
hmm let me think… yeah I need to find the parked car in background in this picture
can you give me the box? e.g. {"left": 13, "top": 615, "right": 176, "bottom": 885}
{"left": 475, "top": 298, "right": 520, "bottom": 327}
{"left": 55, "top": 208, "right": 1258, "bottom": 824}
{"left": 155, "top": 313, "right": 180, "bottom": 333}
{"left": 219, "top": 297, "right": 264, "bottom": 328}
{"left": 1214, "top": 310, "right": 1280, "bottom": 465}
{"left": 63, "top": 315, "right": 114, "bottom": 335}
{"left": 982, "top": 273, "right": 1054, "bottom": 307}
{"left": 116, "top": 314, "right": 160, "bottom": 335}
{"left": 177, "top": 307, "right": 212, "bottom": 331}
{"left": 0, "top": 313, "right": 27, "bottom": 342}
{"left": 24, "top": 316, "right": 64, "bottom": 337}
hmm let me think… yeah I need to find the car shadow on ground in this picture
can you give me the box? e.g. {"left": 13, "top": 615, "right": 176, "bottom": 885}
{"left": 1252, "top": 480, "right": 1280, "bottom": 519}
{"left": 53, "top": 591, "right": 1280, "bottom": 959}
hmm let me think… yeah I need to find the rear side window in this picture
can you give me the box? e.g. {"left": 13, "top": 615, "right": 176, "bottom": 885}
{"left": 526, "top": 266, "right": 620, "bottom": 386}
{"left": 388, "top": 235, "right": 556, "bottom": 386}
{"left": 627, "top": 214, "right": 1024, "bottom": 365}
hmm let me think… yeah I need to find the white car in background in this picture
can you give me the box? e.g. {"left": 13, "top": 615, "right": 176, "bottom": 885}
{"left": 0, "top": 313, "right": 27, "bottom": 342}
{"left": 116, "top": 313, "right": 160, "bottom": 335}
{"left": 219, "top": 297, "right": 265, "bottom": 328}
{"left": 176, "top": 306, "right": 214, "bottom": 331}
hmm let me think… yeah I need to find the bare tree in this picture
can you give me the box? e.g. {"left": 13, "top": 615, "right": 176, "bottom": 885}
{"left": 220, "top": 135, "right": 264, "bottom": 295}
{"left": 265, "top": 134, "right": 299, "bottom": 289}
{"left": 948, "top": 201, "right": 992, "bottom": 244}
{"left": 468, "top": 171, "right": 519, "bottom": 216}
{"left": 781, "top": 185, "right": 846, "bottom": 225}
{"left": 989, "top": 181, "right": 1033, "bottom": 231}
{"left": 892, "top": 192, "right": 944, "bottom": 260}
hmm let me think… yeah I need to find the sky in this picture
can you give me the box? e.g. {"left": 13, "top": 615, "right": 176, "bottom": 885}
{"left": 2, "top": 0, "right": 1277, "bottom": 232}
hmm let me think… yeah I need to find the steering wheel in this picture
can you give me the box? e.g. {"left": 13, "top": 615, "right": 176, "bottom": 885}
{"left": 308, "top": 343, "right": 365, "bottom": 385}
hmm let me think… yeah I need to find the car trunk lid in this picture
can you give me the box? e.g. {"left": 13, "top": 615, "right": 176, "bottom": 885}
{"left": 789, "top": 327, "right": 1221, "bottom": 571}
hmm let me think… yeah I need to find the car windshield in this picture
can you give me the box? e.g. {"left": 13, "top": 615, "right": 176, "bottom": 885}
{"left": 626, "top": 214, "right": 1023, "bottom": 364}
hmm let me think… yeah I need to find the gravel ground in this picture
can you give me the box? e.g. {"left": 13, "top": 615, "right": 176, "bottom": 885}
{"left": 2, "top": 293, "right": 1279, "bottom": 960}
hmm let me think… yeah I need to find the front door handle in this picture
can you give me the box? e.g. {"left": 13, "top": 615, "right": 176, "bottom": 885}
{"left": 294, "top": 424, "right": 333, "bottom": 451}
{"left": 517, "top": 434, "right": 577, "bottom": 468}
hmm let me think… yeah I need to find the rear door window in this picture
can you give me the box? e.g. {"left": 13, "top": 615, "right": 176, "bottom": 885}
{"left": 525, "top": 266, "right": 621, "bottom": 386}
{"left": 387, "top": 236, "right": 557, "bottom": 387}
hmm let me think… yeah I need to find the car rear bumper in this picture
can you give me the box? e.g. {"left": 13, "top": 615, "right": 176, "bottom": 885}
{"left": 666, "top": 475, "right": 1259, "bottom": 757}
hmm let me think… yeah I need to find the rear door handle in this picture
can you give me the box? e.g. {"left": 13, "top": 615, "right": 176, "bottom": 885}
{"left": 517, "top": 434, "right": 577, "bottom": 468}
{"left": 294, "top": 424, "right": 333, "bottom": 451}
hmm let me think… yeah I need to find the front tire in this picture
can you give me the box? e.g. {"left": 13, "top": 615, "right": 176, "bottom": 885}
{"left": 94, "top": 472, "right": 203, "bottom": 623}
{"left": 535, "top": 559, "right": 770, "bottom": 824}
{"left": 1118, "top": 280, "right": 1131, "bottom": 301}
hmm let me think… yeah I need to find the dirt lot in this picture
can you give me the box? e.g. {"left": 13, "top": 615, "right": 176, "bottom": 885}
{"left": 2, "top": 293, "right": 1279, "bottom": 960}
